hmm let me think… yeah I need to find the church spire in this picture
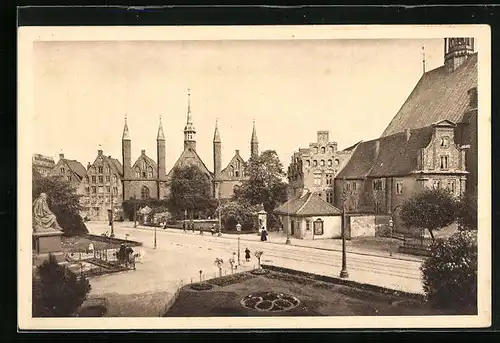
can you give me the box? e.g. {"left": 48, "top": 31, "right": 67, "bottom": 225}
{"left": 184, "top": 88, "right": 196, "bottom": 151}
{"left": 251, "top": 120, "right": 258, "bottom": 143}
{"left": 213, "top": 119, "right": 221, "bottom": 143}
{"left": 250, "top": 120, "right": 259, "bottom": 158}
{"left": 122, "top": 114, "right": 130, "bottom": 140}
{"left": 422, "top": 46, "right": 426, "bottom": 74}
{"left": 157, "top": 115, "right": 165, "bottom": 141}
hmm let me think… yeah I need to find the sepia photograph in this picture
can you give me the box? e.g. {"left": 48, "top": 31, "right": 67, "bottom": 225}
{"left": 18, "top": 24, "right": 491, "bottom": 330}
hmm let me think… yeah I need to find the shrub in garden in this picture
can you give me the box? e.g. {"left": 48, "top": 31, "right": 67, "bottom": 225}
{"left": 33, "top": 254, "right": 91, "bottom": 317}
{"left": 420, "top": 230, "right": 477, "bottom": 311}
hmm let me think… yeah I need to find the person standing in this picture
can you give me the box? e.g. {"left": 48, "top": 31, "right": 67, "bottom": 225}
{"left": 245, "top": 248, "right": 251, "bottom": 262}
{"left": 260, "top": 227, "right": 268, "bottom": 242}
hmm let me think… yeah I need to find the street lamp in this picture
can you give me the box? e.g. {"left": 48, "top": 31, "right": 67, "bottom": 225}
{"left": 154, "top": 223, "right": 157, "bottom": 249}
{"left": 218, "top": 189, "right": 222, "bottom": 237}
{"left": 133, "top": 197, "right": 137, "bottom": 228}
{"left": 339, "top": 202, "right": 349, "bottom": 279}
{"left": 236, "top": 222, "right": 241, "bottom": 265}
{"left": 109, "top": 190, "right": 115, "bottom": 238}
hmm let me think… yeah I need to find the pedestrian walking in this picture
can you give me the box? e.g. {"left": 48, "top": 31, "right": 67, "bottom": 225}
{"left": 260, "top": 228, "right": 268, "bottom": 242}
{"left": 199, "top": 227, "right": 204, "bottom": 235}
{"left": 183, "top": 221, "right": 187, "bottom": 233}
{"left": 190, "top": 221, "right": 195, "bottom": 233}
{"left": 245, "top": 248, "right": 251, "bottom": 262}
{"left": 210, "top": 224, "right": 216, "bottom": 236}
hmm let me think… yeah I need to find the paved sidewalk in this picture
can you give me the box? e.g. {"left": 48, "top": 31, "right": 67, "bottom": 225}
{"left": 120, "top": 223, "right": 424, "bottom": 262}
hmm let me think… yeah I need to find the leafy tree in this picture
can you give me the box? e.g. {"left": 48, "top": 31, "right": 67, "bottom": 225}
{"left": 33, "top": 254, "right": 91, "bottom": 317}
{"left": 420, "top": 230, "right": 477, "bottom": 312}
{"left": 218, "top": 200, "right": 260, "bottom": 232}
{"left": 121, "top": 198, "right": 166, "bottom": 221}
{"left": 340, "top": 182, "right": 359, "bottom": 212}
{"left": 456, "top": 193, "right": 478, "bottom": 230}
{"left": 32, "top": 175, "right": 88, "bottom": 236}
{"left": 233, "top": 150, "right": 288, "bottom": 227}
{"left": 167, "top": 165, "right": 214, "bottom": 219}
{"left": 400, "top": 188, "right": 456, "bottom": 241}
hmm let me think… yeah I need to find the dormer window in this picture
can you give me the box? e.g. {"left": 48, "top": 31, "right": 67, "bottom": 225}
{"left": 321, "top": 147, "right": 325, "bottom": 154}
{"left": 440, "top": 137, "right": 449, "bottom": 148}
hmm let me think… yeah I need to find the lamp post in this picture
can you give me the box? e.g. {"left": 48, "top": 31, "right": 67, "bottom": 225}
{"left": 133, "top": 197, "right": 137, "bottom": 228}
{"left": 154, "top": 224, "right": 157, "bottom": 249}
{"left": 339, "top": 202, "right": 349, "bottom": 278}
{"left": 218, "top": 188, "right": 222, "bottom": 237}
{"left": 236, "top": 222, "right": 241, "bottom": 265}
{"left": 110, "top": 190, "right": 115, "bottom": 238}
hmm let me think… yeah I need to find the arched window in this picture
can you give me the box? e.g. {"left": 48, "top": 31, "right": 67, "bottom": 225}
{"left": 85, "top": 176, "right": 89, "bottom": 183}
{"left": 60, "top": 168, "right": 64, "bottom": 174}
{"left": 328, "top": 159, "right": 332, "bottom": 167}
{"left": 235, "top": 171, "right": 239, "bottom": 177}
{"left": 135, "top": 167, "right": 141, "bottom": 178}
{"left": 112, "top": 174, "right": 117, "bottom": 183}
{"left": 148, "top": 166, "right": 154, "bottom": 178}
{"left": 230, "top": 166, "right": 234, "bottom": 177}
{"left": 321, "top": 147, "right": 325, "bottom": 154}
{"left": 313, "top": 160, "right": 318, "bottom": 167}
{"left": 142, "top": 160, "right": 147, "bottom": 170}
{"left": 106, "top": 165, "right": 111, "bottom": 174}
{"left": 306, "top": 160, "right": 310, "bottom": 167}
{"left": 98, "top": 166, "right": 103, "bottom": 173}
{"left": 313, "top": 219, "right": 324, "bottom": 236}
{"left": 141, "top": 186, "right": 150, "bottom": 199}
{"left": 314, "top": 147, "right": 318, "bottom": 154}
{"left": 236, "top": 160, "right": 241, "bottom": 170}
{"left": 334, "top": 159, "right": 340, "bottom": 166}
{"left": 328, "top": 146, "right": 334, "bottom": 153}
{"left": 320, "top": 160, "right": 325, "bottom": 167}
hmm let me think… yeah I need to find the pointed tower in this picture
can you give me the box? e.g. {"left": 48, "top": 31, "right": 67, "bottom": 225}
{"left": 184, "top": 89, "right": 196, "bottom": 151}
{"left": 157, "top": 115, "right": 166, "bottom": 186}
{"left": 122, "top": 116, "right": 132, "bottom": 200}
{"left": 213, "top": 119, "right": 222, "bottom": 198}
{"left": 250, "top": 120, "right": 259, "bottom": 158}
{"left": 444, "top": 38, "right": 474, "bottom": 73}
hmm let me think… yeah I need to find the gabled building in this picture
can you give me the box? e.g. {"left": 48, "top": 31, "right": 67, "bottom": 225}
{"left": 32, "top": 153, "right": 55, "bottom": 178}
{"left": 83, "top": 149, "right": 123, "bottom": 220}
{"left": 380, "top": 37, "right": 477, "bottom": 198}
{"left": 334, "top": 37, "right": 477, "bottom": 216}
{"left": 286, "top": 130, "right": 357, "bottom": 204}
{"left": 335, "top": 120, "right": 469, "bottom": 214}
{"left": 275, "top": 191, "right": 343, "bottom": 240}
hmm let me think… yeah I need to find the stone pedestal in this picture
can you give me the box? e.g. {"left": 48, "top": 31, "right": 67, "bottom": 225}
{"left": 32, "top": 230, "right": 65, "bottom": 266}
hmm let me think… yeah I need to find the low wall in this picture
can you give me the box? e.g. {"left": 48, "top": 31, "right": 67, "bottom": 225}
{"left": 347, "top": 214, "right": 391, "bottom": 238}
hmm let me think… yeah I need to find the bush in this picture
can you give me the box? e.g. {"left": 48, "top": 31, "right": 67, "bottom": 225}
{"left": 33, "top": 254, "right": 91, "bottom": 317}
{"left": 420, "top": 230, "right": 477, "bottom": 311}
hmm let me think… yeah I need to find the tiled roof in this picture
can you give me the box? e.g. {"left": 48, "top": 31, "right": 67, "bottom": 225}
{"left": 167, "top": 148, "right": 214, "bottom": 179}
{"left": 382, "top": 53, "right": 477, "bottom": 137}
{"left": 64, "top": 159, "right": 87, "bottom": 180}
{"left": 109, "top": 158, "right": 123, "bottom": 177}
{"left": 335, "top": 140, "right": 377, "bottom": 179}
{"left": 274, "top": 192, "right": 342, "bottom": 216}
{"left": 336, "top": 125, "right": 433, "bottom": 179}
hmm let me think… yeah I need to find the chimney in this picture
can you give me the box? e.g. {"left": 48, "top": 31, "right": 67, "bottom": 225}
{"left": 405, "top": 128, "right": 411, "bottom": 141}
{"left": 59, "top": 153, "right": 64, "bottom": 160}
{"left": 98, "top": 149, "right": 103, "bottom": 156}
{"left": 374, "top": 140, "right": 380, "bottom": 157}
{"left": 87, "top": 162, "right": 91, "bottom": 169}
{"left": 141, "top": 149, "right": 146, "bottom": 155}
{"left": 235, "top": 149, "right": 240, "bottom": 155}
{"left": 468, "top": 87, "right": 478, "bottom": 109}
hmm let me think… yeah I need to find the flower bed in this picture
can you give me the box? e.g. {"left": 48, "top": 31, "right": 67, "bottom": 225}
{"left": 208, "top": 272, "right": 256, "bottom": 287}
{"left": 190, "top": 282, "right": 214, "bottom": 291}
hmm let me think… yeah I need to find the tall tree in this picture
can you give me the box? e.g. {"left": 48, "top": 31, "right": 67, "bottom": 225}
{"left": 233, "top": 150, "right": 288, "bottom": 226}
{"left": 400, "top": 188, "right": 457, "bottom": 241}
{"left": 167, "top": 165, "right": 215, "bottom": 219}
{"left": 33, "top": 175, "right": 88, "bottom": 236}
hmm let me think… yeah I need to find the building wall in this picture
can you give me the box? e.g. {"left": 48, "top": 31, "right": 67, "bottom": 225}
{"left": 287, "top": 131, "right": 354, "bottom": 203}
{"left": 280, "top": 215, "right": 342, "bottom": 240}
{"left": 219, "top": 179, "right": 243, "bottom": 199}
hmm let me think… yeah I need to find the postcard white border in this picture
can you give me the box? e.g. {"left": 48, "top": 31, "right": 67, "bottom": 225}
{"left": 18, "top": 24, "right": 491, "bottom": 330}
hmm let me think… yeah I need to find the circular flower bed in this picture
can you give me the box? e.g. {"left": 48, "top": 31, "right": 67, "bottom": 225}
{"left": 241, "top": 291, "right": 300, "bottom": 312}
{"left": 190, "top": 282, "right": 214, "bottom": 291}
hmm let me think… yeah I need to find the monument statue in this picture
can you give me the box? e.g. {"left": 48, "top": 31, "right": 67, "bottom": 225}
{"left": 33, "top": 193, "right": 63, "bottom": 233}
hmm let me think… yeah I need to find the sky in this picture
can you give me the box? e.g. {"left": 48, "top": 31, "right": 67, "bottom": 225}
{"left": 33, "top": 38, "right": 447, "bottom": 172}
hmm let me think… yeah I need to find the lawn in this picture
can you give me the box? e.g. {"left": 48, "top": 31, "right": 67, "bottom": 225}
{"left": 164, "top": 269, "right": 473, "bottom": 317}
{"left": 61, "top": 235, "right": 141, "bottom": 253}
